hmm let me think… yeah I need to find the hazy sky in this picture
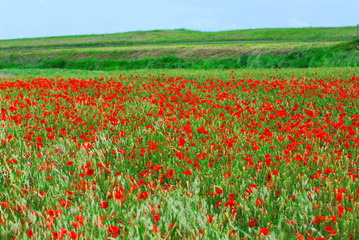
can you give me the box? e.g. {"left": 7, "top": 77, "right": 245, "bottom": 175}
{"left": 0, "top": 0, "right": 358, "bottom": 40}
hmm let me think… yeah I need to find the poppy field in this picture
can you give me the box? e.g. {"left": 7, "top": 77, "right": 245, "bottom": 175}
{"left": 0, "top": 68, "right": 359, "bottom": 239}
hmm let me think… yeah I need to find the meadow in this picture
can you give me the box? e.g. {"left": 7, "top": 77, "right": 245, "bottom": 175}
{"left": 1, "top": 26, "right": 358, "bottom": 73}
{"left": 0, "top": 27, "right": 356, "bottom": 50}
{"left": 1, "top": 67, "right": 359, "bottom": 239}
{"left": 1, "top": 40, "right": 358, "bottom": 71}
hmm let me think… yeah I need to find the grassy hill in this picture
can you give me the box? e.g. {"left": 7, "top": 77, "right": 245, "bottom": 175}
{"left": 0, "top": 27, "right": 357, "bottom": 50}
{"left": 0, "top": 27, "right": 358, "bottom": 70}
{"left": 1, "top": 40, "right": 358, "bottom": 70}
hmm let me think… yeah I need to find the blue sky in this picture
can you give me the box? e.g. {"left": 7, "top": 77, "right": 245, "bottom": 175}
{"left": 0, "top": 0, "right": 358, "bottom": 40}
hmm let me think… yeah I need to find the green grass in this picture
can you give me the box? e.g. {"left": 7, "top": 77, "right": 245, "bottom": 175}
{"left": 0, "top": 41, "right": 341, "bottom": 60}
{"left": 1, "top": 41, "right": 358, "bottom": 70}
{"left": 0, "top": 27, "right": 357, "bottom": 49}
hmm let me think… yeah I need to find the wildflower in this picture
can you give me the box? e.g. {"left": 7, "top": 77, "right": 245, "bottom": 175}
{"left": 85, "top": 169, "right": 95, "bottom": 177}
{"left": 338, "top": 205, "right": 345, "bottom": 218}
{"left": 197, "top": 126, "right": 208, "bottom": 134}
{"left": 39, "top": 190, "right": 46, "bottom": 196}
{"left": 27, "top": 229, "right": 33, "bottom": 238}
{"left": 138, "top": 191, "right": 149, "bottom": 201}
{"left": 296, "top": 233, "right": 305, "bottom": 240}
{"left": 100, "top": 201, "right": 109, "bottom": 209}
{"left": 260, "top": 228, "right": 270, "bottom": 236}
{"left": 107, "top": 225, "right": 119, "bottom": 238}
{"left": 167, "top": 169, "right": 175, "bottom": 179}
{"left": 68, "top": 231, "right": 77, "bottom": 240}
{"left": 66, "top": 161, "right": 74, "bottom": 166}
{"left": 178, "top": 136, "right": 186, "bottom": 146}
{"left": 248, "top": 221, "right": 255, "bottom": 227}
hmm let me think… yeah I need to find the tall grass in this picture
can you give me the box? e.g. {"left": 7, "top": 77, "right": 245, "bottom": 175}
{"left": 1, "top": 43, "right": 358, "bottom": 70}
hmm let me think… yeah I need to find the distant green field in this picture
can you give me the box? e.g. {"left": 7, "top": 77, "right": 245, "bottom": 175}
{"left": 0, "top": 27, "right": 358, "bottom": 70}
{"left": 0, "top": 40, "right": 358, "bottom": 70}
{"left": 0, "top": 41, "right": 340, "bottom": 60}
{"left": 0, "top": 27, "right": 357, "bottom": 49}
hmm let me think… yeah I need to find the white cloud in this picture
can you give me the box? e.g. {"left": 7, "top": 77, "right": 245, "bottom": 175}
{"left": 288, "top": 19, "right": 311, "bottom": 28}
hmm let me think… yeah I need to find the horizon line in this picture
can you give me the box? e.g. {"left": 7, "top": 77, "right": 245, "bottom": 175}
{"left": 0, "top": 25, "right": 356, "bottom": 41}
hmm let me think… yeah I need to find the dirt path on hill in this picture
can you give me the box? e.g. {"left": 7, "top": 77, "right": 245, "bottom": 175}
{"left": 0, "top": 38, "right": 355, "bottom": 51}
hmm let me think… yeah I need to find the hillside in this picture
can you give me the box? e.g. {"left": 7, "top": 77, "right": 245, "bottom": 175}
{"left": 0, "top": 27, "right": 358, "bottom": 70}
{"left": 0, "top": 40, "right": 358, "bottom": 70}
{"left": 0, "top": 27, "right": 357, "bottom": 50}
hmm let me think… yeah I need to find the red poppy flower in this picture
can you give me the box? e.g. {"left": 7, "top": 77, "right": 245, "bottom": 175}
{"left": 325, "top": 225, "right": 334, "bottom": 232}
{"left": 39, "top": 190, "right": 46, "bottom": 196}
{"left": 52, "top": 231, "right": 59, "bottom": 239}
{"left": 182, "top": 170, "right": 192, "bottom": 175}
{"left": 338, "top": 205, "right": 345, "bottom": 218}
{"left": 59, "top": 199, "right": 71, "bottom": 208}
{"left": 168, "top": 169, "right": 175, "bottom": 179}
{"left": 71, "top": 221, "right": 81, "bottom": 230}
{"left": 183, "top": 123, "right": 193, "bottom": 134}
{"left": 27, "top": 229, "right": 33, "bottom": 238}
{"left": 153, "top": 225, "right": 159, "bottom": 233}
{"left": 75, "top": 215, "right": 84, "bottom": 226}
{"left": 278, "top": 135, "right": 285, "bottom": 142}
{"left": 68, "top": 231, "right": 77, "bottom": 240}
{"left": 260, "top": 228, "right": 270, "bottom": 236}
{"left": 197, "top": 126, "right": 208, "bottom": 134}
{"left": 305, "top": 109, "right": 315, "bottom": 118}
{"left": 1, "top": 202, "right": 8, "bottom": 208}
{"left": 7, "top": 159, "right": 17, "bottom": 164}
{"left": 107, "top": 225, "right": 119, "bottom": 238}
{"left": 178, "top": 136, "right": 186, "bottom": 146}
{"left": 328, "top": 215, "right": 337, "bottom": 223}
{"left": 256, "top": 198, "right": 263, "bottom": 207}
{"left": 263, "top": 127, "right": 272, "bottom": 137}
{"left": 169, "top": 223, "right": 175, "bottom": 230}
{"left": 296, "top": 233, "right": 305, "bottom": 240}
{"left": 149, "top": 140, "right": 157, "bottom": 151}
{"left": 138, "top": 191, "right": 149, "bottom": 201}
{"left": 100, "top": 201, "right": 109, "bottom": 209}
{"left": 248, "top": 221, "right": 255, "bottom": 227}
{"left": 85, "top": 169, "right": 95, "bottom": 177}
{"left": 206, "top": 214, "right": 213, "bottom": 224}
{"left": 66, "top": 161, "right": 74, "bottom": 166}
